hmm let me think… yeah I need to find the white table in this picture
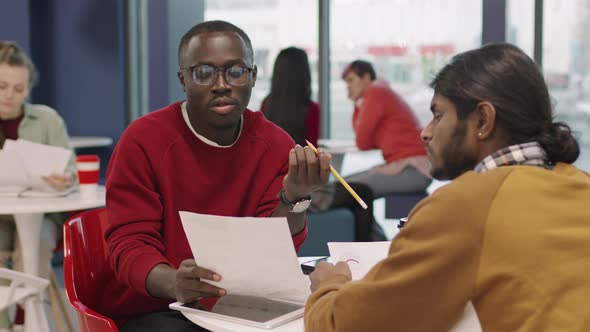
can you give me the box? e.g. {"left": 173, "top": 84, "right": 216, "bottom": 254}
{"left": 317, "top": 139, "right": 359, "bottom": 174}
{"left": 317, "top": 139, "right": 359, "bottom": 155}
{"left": 182, "top": 293, "right": 481, "bottom": 332}
{"left": 180, "top": 255, "right": 481, "bottom": 332}
{"left": 0, "top": 186, "right": 106, "bottom": 275}
{"left": 0, "top": 186, "right": 106, "bottom": 332}
{"left": 68, "top": 136, "right": 113, "bottom": 149}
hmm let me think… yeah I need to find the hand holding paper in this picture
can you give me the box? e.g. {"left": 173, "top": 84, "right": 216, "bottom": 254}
{"left": 179, "top": 211, "right": 310, "bottom": 303}
{"left": 175, "top": 258, "right": 225, "bottom": 303}
{"left": 0, "top": 139, "right": 73, "bottom": 195}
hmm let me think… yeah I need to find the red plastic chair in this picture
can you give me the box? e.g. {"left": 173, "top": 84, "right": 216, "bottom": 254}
{"left": 63, "top": 208, "right": 119, "bottom": 332}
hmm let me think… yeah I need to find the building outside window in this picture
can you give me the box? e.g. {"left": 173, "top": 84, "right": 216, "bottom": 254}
{"left": 544, "top": 0, "right": 590, "bottom": 171}
{"left": 330, "top": 0, "right": 483, "bottom": 138}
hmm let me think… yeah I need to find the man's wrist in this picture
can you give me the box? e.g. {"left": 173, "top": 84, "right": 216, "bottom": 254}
{"left": 282, "top": 187, "right": 309, "bottom": 203}
{"left": 279, "top": 188, "right": 312, "bottom": 214}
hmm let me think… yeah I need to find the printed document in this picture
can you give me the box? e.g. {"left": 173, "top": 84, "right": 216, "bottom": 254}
{"left": 0, "top": 139, "right": 72, "bottom": 196}
{"left": 179, "top": 211, "right": 310, "bottom": 303}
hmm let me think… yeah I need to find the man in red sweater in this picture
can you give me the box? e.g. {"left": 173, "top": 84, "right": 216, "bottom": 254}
{"left": 104, "top": 20, "right": 330, "bottom": 331}
{"left": 341, "top": 60, "right": 432, "bottom": 198}
{"left": 310, "top": 61, "right": 432, "bottom": 241}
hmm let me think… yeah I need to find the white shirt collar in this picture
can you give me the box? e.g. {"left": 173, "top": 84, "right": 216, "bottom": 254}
{"left": 180, "top": 101, "right": 243, "bottom": 148}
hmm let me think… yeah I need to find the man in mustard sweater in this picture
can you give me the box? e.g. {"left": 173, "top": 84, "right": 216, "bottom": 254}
{"left": 304, "top": 43, "right": 590, "bottom": 332}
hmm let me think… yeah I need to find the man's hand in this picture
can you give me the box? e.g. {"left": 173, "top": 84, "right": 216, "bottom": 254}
{"left": 282, "top": 145, "right": 331, "bottom": 201}
{"left": 175, "top": 259, "right": 226, "bottom": 303}
{"left": 42, "top": 173, "right": 73, "bottom": 191}
{"left": 310, "top": 261, "right": 352, "bottom": 292}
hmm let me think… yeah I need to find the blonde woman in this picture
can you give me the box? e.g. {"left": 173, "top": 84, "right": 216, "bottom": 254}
{"left": 0, "top": 41, "right": 76, "bottom": 329}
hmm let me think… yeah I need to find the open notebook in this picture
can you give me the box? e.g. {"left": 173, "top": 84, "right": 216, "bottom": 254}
{"left": 0, "top": 139, "right": 73, "bottom": 197}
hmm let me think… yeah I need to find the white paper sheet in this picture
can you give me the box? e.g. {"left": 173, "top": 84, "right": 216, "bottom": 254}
{"left": 328, "top": 241, "right": 391, "bottom": 280}
{"left": 327, "top": 241, "right": 482, "bottom": 332}
{"left": 0, "top": 150, "right": 29, "bottom": 189}
{"left": 179, "top": 211, "right": 310, "bottom": 304}
{"left": 3, "top": 139, "right": 71, "bottom": 189}
{"left": 451, "top": 302, "right": 482, "bottom": 332}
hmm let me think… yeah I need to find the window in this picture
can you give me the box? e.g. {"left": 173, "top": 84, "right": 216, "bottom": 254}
{"left": 204, "top": 0, "right": 319, "bottom": 112}
{"left": 544, "top": 0, "right": 590, "bottom": 170}
{"left": 506, "top": 0, "right": 535, "bottom": 57}
{"left": 330, "top": 0, "right": 483, "bottom": 139}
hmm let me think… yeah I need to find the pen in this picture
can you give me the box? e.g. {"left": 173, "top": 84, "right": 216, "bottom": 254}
{"left": 305, "top": 140, "right": 368, "bottom": 210}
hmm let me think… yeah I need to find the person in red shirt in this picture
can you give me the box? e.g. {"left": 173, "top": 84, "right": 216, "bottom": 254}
{"left": 105, "top": 21, "right": 331, "bottom": 331}
{"left": 260, "top": 46, "right": 320, "bottom": 147}
{"left": 340, "top": 60, "right": 432, "bottom": 198}
{"left": 310, "top": 61, "right": 432, "bottom": 241}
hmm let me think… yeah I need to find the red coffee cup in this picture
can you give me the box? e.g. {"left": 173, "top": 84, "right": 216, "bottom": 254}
{"left": 76, "top": 155, "right": 100, "bottom": 193}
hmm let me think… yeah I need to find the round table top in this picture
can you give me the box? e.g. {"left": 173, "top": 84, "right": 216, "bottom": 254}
{"left": 68, "top": 136, "right": 113, "bottom": 149}
{"left": 317, "top": 139, "right": 358, "bottom": 155}
{"left": 0, "top": 186, "right": 106, "bottom": 214}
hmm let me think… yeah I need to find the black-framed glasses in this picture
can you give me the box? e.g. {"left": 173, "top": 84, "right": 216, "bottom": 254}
{"left": 179, "top": 64, "right": 254, "bottom": 86}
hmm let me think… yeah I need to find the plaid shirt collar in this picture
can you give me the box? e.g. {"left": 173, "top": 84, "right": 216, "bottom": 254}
{"left": 474, "top": 141, "right": 549, "bottom": 173}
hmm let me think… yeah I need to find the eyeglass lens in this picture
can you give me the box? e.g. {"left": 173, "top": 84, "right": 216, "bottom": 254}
{"left": 192, "top": 65, "right": 250, "bottom": 86}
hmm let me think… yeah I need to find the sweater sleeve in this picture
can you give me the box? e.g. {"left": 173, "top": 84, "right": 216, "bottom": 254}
{"left": 353, "top": 88, "right": 384, "bottom": 150}
{"left": 105, "top": 131, "right": 170, "bottom": 297}
{"left": 304, "top": 189, "right": 486, "bottom": 332}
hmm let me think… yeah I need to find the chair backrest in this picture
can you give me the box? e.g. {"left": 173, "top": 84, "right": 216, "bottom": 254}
{"left": 0, "top": 267, "right": 49, "bottom": 310}
{"left": 63, "top": 208, "right": 119, "bottom": 332}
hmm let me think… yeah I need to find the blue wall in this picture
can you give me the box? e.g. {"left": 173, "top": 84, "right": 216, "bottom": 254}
{"left": 1, "top": 0, "right": 174, "bottom": 178}
{"left": 1, "top": 0, "right": 197, "bottom": 177}
{"left": 41, "top": 0, "right": 125, "bottom": 141}
{"left": 2, "top": 0, "right": 126, "bottom": 180}
{"left": 0, "top": 0, "right": 31, "bottom": 52}
{"left": 149, "top": 0, "right": 170, "bottom": 111}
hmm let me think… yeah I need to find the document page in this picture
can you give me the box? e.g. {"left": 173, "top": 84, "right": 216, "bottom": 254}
{"left": 328, "top": 241, "right": 390, "bottom": 280}
{"left": 179, "top": 211, "right": 310, "bottom": 303}
{"left": 3, "top": 139, "right": 71, "bottom": 189}
{"left": 0, "top": 150, "right": 29, "bottom": 192}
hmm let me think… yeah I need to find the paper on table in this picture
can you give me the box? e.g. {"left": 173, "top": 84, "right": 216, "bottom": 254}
{"left": 3, "top": 139, "right": 72, "bottom": 190}
{"left": 0, "top": 150, "right": 29, "bottom": 189}
{"left": 328, "top": 241, "right": 482, "bottom": 332}
{"left": 451, "top": 302, "right": 482, "bottom": 332}
{"left": 327, "top": 241, "right": 390, "bottom": 280}
{"left": 179, "top": 211, "right": 310, "bottom": 304}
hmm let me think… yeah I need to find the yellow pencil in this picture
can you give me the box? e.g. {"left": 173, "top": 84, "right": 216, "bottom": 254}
{"left": 305, "top": 140, "right": 368, "bottom": 210}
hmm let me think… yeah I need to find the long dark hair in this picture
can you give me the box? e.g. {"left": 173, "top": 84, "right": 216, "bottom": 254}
{"left": 430, "top": 43, "right": 579, "bottom": 164}
{"left": 264, "top": 47, "right": 312, "bottom": 146}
